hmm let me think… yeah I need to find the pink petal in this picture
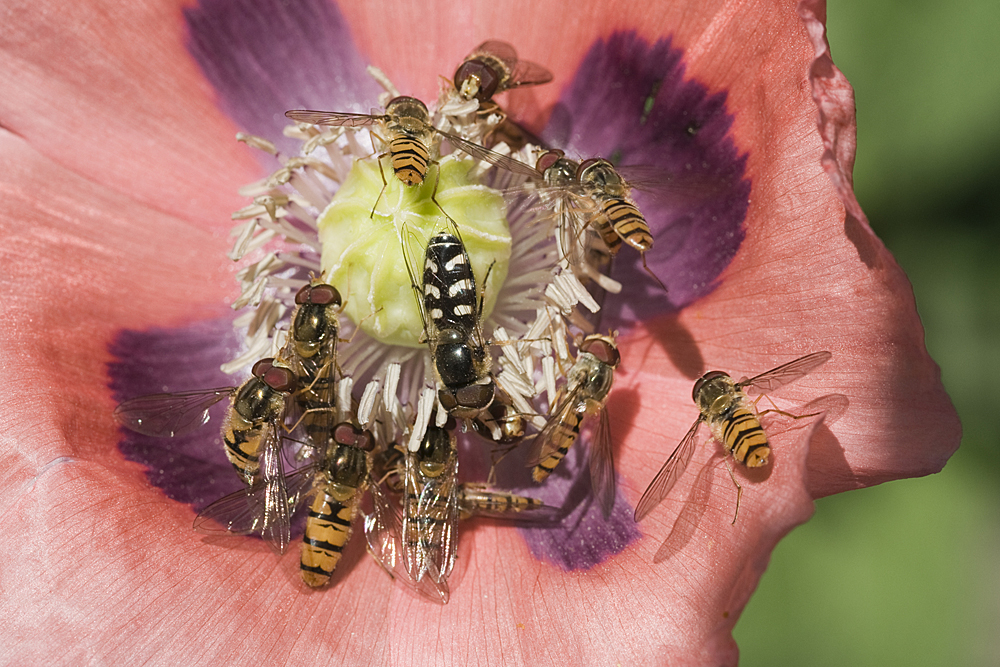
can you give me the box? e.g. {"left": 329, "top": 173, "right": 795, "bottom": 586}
{"left": 0, "top": 0, "right": 260, "bottom": 225}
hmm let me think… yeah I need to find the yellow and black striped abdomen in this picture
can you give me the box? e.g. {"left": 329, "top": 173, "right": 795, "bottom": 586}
{"left": 300, "top": 484, "right": 360, "bottom": 588}
{"left": 720, "top": 406, "right": 770, "bottom": 468}
{"left": 589, "top": 211, "right": 624, "bottom": 255}
{"left": 602, "top": 198, "right": 653, "bottom": 252}
{"left": 388, "top": 136, "right": 430, "bottom": 186}
{"left": 532, "top": 411, "right": 583, "bottom": 482}
{"left": 222, "top": 411, "right": 263, "bottom": 484}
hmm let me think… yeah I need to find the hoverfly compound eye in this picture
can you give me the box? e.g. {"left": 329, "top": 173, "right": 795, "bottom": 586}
{"left": 454, "top": 60, "right": 500, "bottom": 101}
{"left": 262, "top": 365, "right": 297, "bottom": 393}
{"left": 581, "top": 336, "right": 620, "bottom": 368}
{"left": 309, "top": 284, "right": 342, "bottom": 306}
{"left": 333, "top": 422, "right": 367, "bottom": 448}
{"left": 535, "top": 150, "right": 565, "bottom": 173}
{"left": 294, "top": 284, "right": 312, "bottom": 305}
{"left": 251, "top": 358, "right": 275, "bottom": 378}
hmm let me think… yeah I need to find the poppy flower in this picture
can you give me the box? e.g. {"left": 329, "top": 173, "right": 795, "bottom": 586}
{"left": 0, "top": 0, "right": 959, "bottom": 665}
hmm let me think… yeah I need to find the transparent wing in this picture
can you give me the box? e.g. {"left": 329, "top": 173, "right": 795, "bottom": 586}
{"left": 471, "top": 40, "right": 519, "bottom": 72}
{"left": 418, "top": 458, "right": 460, "bottom": 585}
{"left": 739, "top": 351, "right": 832, "bottom": 394}
{"left": 633, "top": 419, "right": 702, "bottom": 522}
{"left": 588, "top": 407, "right": 616, "bottom": 519}
{"left": 436, "top": 129, "right": 541, "bottom": 178}
{"left": 615, "top": 163, "right": 730, "bottom": 210}
{"left": 284, "top": 109, "right": 383, "bottom": 128}
{"left": 193, "top": 464, "right": 318, "bottom": 549}
{"left": 399, "top": 223, "right": 432, "bottom": 339}
{"left": 365, "top": 476, "right": 449, "bottom": 604}
{"left": 253, "top": 422, "right": 292, "bottom": 554}
{"left": 113, "top": 388, "right": 234, "bottom": 437}
{"left": 508, "top": 58, "right": 554, "bottom": 89}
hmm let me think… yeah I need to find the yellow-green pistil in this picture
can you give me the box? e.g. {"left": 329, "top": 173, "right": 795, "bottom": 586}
{"left": 318, "top": 155, "right": 511, "bottom": 347}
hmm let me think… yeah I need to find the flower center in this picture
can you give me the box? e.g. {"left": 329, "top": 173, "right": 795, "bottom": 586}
{"left": 317, "top": 155, "right": 511, "bottom": 347}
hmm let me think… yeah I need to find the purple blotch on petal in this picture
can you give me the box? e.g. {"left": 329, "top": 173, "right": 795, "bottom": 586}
{"left": 185, "top": 0, "right": 381, "bottom": 155}
{"left": 544, "top": 32, "right": 751, "bottom": 326}
{"left": 107, "top": 318, "right": 245, "bottom": 511}
{"left": 490, "top": 436, "right": 640, "bottom": 571}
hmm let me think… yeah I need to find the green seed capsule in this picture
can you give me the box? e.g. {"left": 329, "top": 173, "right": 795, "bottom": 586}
{"left": 318, "top": 155, "right": 510, "bottom": 347}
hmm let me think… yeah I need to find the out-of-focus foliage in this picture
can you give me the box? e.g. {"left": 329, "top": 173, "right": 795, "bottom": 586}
{"left": 736, "top": 0, "right": 1000, "bottom": 664}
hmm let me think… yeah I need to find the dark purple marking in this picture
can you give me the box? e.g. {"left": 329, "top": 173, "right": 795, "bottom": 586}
{"left": 485, "top": 434, "right": 640, "bottom": 571}
{"left": 543, "top": 32, "right": 751, "bottom": 326}
{"left": 107, "top": 318, "right": 246, "bottom": 511}
{"left": 184, "top": 0, "right": 382, "bottom": 157}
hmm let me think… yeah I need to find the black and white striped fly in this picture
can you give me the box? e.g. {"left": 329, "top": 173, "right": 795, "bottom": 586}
{"left": 407, "top": 229, "right": 496, "bottom": 419}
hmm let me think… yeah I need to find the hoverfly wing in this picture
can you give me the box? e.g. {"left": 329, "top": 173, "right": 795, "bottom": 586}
{"left": 436, "top": 130, "right": 541, "bottom": 178}
{"left": 588, "top": 407, "right": 617, "bottom": 519}
{"left": 284, "top": 109, "right": 382, "bottom": 128}
{"left": 113, "top": 388, "right": 234, "bottom": 437}
{"left": 508, "top": 58, "right": 554, "bottom": 89}
{"left": 472, "top": 40, "right": 519, "bottom": 70}
{"left": 418, "top": 459, "right": 460, "bottom": 585}
{"left": 633, "top": 419, "right": 702, "bottom": 522}
{"left": 255, "top": 423, "right": 292, "bottom": 554}
{"left": 616, "top": 164, "right": 725, "bottom": 209}
{"left": 798, "top": 393, "right": 849, "bottom": 426}
{"left": 739, "top": 351, "right": 832, "bottom": 394}
{"left": 193, "top": 464, "right": 317, "bottom": 542}
{"left": 364, "top": 480, "right": 450, "bottom": 604}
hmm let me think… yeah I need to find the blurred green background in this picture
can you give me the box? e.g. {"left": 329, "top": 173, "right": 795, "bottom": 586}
{"left": 734, "top": 1, "right": 1000, "bottom": 664}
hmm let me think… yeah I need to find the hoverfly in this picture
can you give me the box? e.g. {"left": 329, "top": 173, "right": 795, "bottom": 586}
{"left": 531, "top": 333, "right": 621, "bottom": 518}
{"left": 403, "top": 227, "right": 497, "bottom": 419}
{"left": 519, "top": 150, "right": 692, "bottom": 291}
{"left": 192, "top": 420, "right": 387, "bottom": 586}
{"left": 113, "top": 357, "right": 298, "bottom": 551}
{"left": 279, "top": 281, "right": 343, "bottom": 446}
{"left": 366, "top": 433, "right": 555, "bottom": 601}
{"left": 440, "top": 41, "right": 553, "bottom": 146}
{"left": 400, "top": 423, "right": 461, "bottom": 587}
{"left": 634, "top": 351, "right": 833, "bottom": 525}
{"left": 285, "top": 96, "right": 537, "bottom": 188}
{"left": 453, "top": 40, "right": 553, "bottom": 103}
{"left": 297, "top": 421, "right": 381, "bottom": 587}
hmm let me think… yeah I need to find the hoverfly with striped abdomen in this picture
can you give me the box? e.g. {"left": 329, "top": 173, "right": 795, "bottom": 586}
{"left": 530, "top": 332, "right": 621, "bottom": 518}
{"left": 113, "top": 357, "right": 299, "bottom": 551}
{"left": 634, "top": 351, "right": 833, "bottom": 525}
{"left": 286, "top": 96, "right": 538, "bottom": 188}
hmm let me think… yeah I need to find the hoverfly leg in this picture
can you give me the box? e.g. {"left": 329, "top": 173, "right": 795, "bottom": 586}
{"left": 641, "top": 252, "right": 669, "bottom": 294}
{"left": 724, "top": 456, "right": 743, "bottom": 525}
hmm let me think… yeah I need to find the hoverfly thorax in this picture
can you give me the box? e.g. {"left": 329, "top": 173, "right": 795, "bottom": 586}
{"left": 692, "top": 371, "right": 736, "bottom": 416}
{"left": 291, "top": 283, "right": 341, "bottom": 359}
{"left": 328, "top": 443, "right": 369, "bottom": 490}
{"left": 385, "top": 96, "right": 433, "bottom": 136}
{"left": 417, "top": 424, "right": 455, "bottom": 478}
{"left": 536, "top": 150, "right": 578, "bottom": 188}
{"left": 577, "top": 159, "right": 627, "bottom": 198}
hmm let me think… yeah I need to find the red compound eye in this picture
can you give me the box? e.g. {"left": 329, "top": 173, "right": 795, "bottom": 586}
{"left": 581, "top": 336, "right": 620, "bottom": 367}
{"left": 535, "top": 150, "right": 565, "bottom": 173}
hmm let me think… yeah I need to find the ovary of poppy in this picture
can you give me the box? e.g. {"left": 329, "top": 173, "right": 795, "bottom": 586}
{"left": 0, "top": 0, "right": 959, "bottom": 666}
